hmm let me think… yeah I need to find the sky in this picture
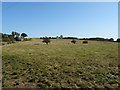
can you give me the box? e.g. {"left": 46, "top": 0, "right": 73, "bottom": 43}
{"left": 2, "top": 0, "right": 119, "bottom": 2}
{"left": 2, "top": 2, "right": 118, "bottom": 40}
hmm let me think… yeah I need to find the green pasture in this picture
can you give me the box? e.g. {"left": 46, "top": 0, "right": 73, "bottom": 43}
{"left": 2, "top": 39, "right": 119, "bottom": 88}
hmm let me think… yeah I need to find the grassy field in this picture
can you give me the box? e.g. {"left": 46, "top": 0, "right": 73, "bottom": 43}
{"left": 2, "top": 39, "right": 119, "bottom": 88}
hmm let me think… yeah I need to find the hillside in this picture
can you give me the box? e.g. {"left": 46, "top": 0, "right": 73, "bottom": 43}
{"left": 2, "top": 39, "right": 119, "bottom": 88}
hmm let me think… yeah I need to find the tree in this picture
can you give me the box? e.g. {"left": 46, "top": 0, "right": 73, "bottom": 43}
{"left": 21, "top": 33, "right": 27, "bottom": 38}
{"left": 12, "top": 31, "right": 20, "bottom": 41}
{"left": 12, "top": 31, "right": 15, "bottom": 38}
{"left": 108, "top": 38, "right": 114, "bottom": 41}
{"left": 60, "top": 35, "right": 63, "bottom": 39}
{"left": 117, "top": 38, "right": 120, "bottom": 42}
{"left": 16, "top": 33, "right": 20, "bottom": 38}
{"left": 71, "top": 39, "right": 76, "bottom": 44}
{"left": 42, "top": 37, "right": 51, "bottom": 45}
{"left": 56, "top": 36, "right": 59, "bottom": 39}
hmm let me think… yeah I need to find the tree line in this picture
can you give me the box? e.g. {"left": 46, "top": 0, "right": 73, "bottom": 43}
{"left": 1, "top": 32, "right": 120, "bottom": 45}
{"left": 79, "top": 37, "right": 114, "bottom": 42}
{"left": 40, "top": 35, "right": 77, "bottom": 39}
{"left": 41, "top": 37, "right": 88, "bottom": 45}
{"left": 1, "top": 31, "right": 31, "bottom": 44}
{"left": 80, "top": 37, "right": 120, "bottom": 42}
{"left": 40, "top": 35, "right": 120, "bottom": 42}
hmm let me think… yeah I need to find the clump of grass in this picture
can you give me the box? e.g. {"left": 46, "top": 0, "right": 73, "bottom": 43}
{"left": 27, "top": 76, "right": 36, "bottom": 83}
{"left": 11, "top": 75, "right": 19, "bottom": 79}
{"left": 37, "top": 83, "right": 47, "bottom": 88}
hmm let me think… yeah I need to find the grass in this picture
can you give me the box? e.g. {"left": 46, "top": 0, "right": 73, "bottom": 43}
{"left": 2, "top": 39, "right": 119, "bottom": 88}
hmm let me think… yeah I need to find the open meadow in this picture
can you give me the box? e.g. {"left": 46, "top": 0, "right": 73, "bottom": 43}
{"left": 2, "top": 39, "right": 119, "bottom": 88}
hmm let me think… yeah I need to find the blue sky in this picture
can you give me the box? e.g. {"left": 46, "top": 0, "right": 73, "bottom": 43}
{"left": 2, "top": 2, "right": 118, "bottom": 40}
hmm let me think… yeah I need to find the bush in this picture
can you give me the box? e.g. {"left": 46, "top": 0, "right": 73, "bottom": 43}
{"left": 2, "top": 37, "right": 16, "bottom": 44}
{"left": 2, "top": 37, "right": 9, "bottom": 42}
{"left": 10, "top": 38, "right": 15, "bottom": 42}
{"left": 7, "top": 41, "right": 12, "bottom": 44}
{"left": 117, "top": 38, "right": 120, "bottom": 42}
{"left": 42, "top": 38, "right": 51, "bottom": 45}
{"left": 82, "top": 41, "right": 88, "bottom": 44}
{"left": 71, "top": 39, "right": 76, "bottom": 44}
{"left": 3, "top": 37, "right": 15, "bottom": 43}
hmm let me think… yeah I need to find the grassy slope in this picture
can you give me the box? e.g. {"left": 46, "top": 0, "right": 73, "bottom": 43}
{"left": 2, "top": 39, "right": 119, "bottom": 88}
